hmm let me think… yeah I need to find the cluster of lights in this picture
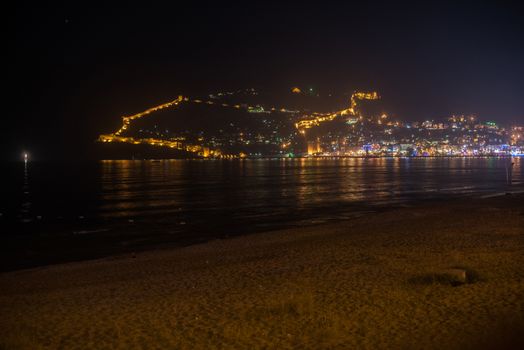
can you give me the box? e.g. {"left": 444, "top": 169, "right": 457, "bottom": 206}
{"left": 99, "top": 89, "right": 522, "bottom": 158}
{"left": 295, "top": 91, "right": 381, "bottom": 132}
{"left": 114, "top": 96, "right": 185, "bottom": 136}
{"left": 99, "top": 92, "right": 302, "bottom": 157}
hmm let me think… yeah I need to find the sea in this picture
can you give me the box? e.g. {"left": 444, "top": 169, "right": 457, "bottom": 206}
{"left": 1, "top": 157, "right": 522, "bottom": 270}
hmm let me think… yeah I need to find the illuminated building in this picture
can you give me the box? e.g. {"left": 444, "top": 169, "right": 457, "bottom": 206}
{"left": 307, "top": 138, "right": 322, "bottom": 155}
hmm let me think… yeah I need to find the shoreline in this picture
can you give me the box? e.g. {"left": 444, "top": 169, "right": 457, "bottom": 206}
{"left": 3, "top": 154, "right": 522, "bottom": 163}
{"left": 1, "top": 194, "right": 523, "bottom": 348}
{"left": 2, "top": 188, "right": 523, "bottom": 273}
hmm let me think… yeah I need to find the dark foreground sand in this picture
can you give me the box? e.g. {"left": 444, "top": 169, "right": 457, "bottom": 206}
{"left": 1, "top": 194, "right": 523, "bottom": 349}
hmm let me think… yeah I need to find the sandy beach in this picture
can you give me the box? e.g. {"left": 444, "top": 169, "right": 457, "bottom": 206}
{"left": 1, "top": 194, "right": 523, "bottom": 349}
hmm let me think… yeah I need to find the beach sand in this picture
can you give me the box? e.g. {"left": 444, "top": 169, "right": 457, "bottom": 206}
{"left": 1, "top": 194, "right": 523, "bottom": 349}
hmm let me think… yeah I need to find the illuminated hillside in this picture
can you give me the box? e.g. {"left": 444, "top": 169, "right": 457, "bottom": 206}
{"left": 98, "top": 89, "right": 384, "bottom": 157}
{"left": 98, "top": 88, "right": 520, "bottom": 158}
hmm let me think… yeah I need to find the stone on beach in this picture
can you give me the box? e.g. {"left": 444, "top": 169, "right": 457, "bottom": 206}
{"left": 443, "top": 268, "right": 468, "bottom": 285}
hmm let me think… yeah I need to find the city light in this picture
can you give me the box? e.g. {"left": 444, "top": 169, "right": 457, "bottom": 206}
{"left": 98, "top": 89, "right": 524, "bottom": 158}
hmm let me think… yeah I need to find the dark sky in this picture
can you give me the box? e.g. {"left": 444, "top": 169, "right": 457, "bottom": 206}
{"left": 8, "top": 0, "right": 524, "bottom": 160}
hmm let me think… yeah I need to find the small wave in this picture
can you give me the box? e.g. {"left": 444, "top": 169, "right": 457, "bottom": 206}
{"left": 73, "top": 228, "right": 110, "bottom": 235}
{"left": 439, "top": 186, "right": 476, "bottom": 191}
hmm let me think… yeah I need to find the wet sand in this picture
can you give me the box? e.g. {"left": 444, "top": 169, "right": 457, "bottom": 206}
{"left": 1, "top": 194, "right": 523, "bottom": 349}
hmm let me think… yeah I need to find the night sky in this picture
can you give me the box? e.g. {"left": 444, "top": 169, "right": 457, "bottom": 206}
{"left": 8, "top": 0, "right": 524, "bottom": 160}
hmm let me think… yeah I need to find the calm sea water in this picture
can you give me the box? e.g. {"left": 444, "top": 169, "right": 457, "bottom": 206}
{"left": 1, "top": 157, "right": 522, "bottom": 269}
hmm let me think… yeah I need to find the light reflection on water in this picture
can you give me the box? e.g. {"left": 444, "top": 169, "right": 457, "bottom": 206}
{"left": 1, "top": 157, "right": 522, "bottom": 232}
{"left": 96, "top": 157, "right": 521, "bottom": 223}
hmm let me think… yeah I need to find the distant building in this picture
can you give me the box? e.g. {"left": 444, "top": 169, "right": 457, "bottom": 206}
{"left": 307, "top": 138, "right": 321, "bottom": 155}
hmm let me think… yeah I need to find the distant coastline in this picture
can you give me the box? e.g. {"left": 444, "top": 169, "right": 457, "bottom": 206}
{"left": 94, "top": 136, "right": 523, "bottom": 160}
{"left": 96, "top": 154, "right": 523, "bottom": 161}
